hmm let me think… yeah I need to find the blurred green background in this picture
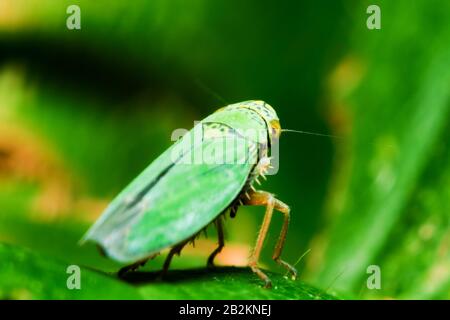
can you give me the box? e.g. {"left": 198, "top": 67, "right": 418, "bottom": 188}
{"left": 0, "top": 0, "right": 448, "bottom": 299}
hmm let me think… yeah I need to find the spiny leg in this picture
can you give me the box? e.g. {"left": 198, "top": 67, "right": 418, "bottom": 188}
{"left": 118, "top": 257, "right": 150, "bottom": 278}
{"left": 207, "top": 217, "right": 225, "bottom": 268}
{"left": 243, "top": 190, "right": 296, "bottom": 288}
{"left": 160, "top": 240, "right": 189, "bottom": 278}
{"left": 244, "top": 191, "right": 274, "bottom": 288}
{"left": 271, "top": 198, "right": 297, "bottom": 280}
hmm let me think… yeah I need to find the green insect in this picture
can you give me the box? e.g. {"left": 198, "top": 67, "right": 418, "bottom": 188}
{"left": 81, "top": 100, "right": 297, "bottom": 288}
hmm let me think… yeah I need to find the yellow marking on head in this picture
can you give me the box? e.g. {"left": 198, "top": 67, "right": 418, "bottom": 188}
{"left": 270, "top": 119, "right": 281, "bottom": 139}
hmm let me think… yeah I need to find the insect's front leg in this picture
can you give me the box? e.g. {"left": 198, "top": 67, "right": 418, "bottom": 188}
{"left": 243, "top": 190, "right": 297, "bottom": 288}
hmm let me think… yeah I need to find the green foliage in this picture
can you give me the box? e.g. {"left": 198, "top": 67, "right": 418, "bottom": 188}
{"left": 0, "top": 243, "right": 140, "bottom": 299}
{"left": 306, "top": 0, "right": 450, "bottom": 299}
{"left": 0, "top": 243, "right": 335, "bottom": 300}
{"left": 0, "top": 0, "right": 448, "bottom": 299}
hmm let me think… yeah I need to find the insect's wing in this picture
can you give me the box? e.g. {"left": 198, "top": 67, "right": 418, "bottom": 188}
{"left": 82, "top": 128, "right": 256, "bottom": 263}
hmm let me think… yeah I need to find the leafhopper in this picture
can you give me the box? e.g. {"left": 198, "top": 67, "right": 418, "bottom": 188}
{"left": 81, "top": 100, "right": 297, "bottom": 288}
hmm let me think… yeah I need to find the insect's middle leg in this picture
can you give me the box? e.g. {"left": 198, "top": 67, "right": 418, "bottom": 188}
{"left": 243, "top": 190, "right": 297, "bottom": 288}
{"left": 161, "top": 240, "right": 189, "bottom": 277}
{"left": 207, "top": 217, "right": 225, "bottom": 268}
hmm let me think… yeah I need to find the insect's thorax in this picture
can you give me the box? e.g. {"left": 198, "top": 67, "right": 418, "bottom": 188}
{"left": 201, "top": 106, "right": 270, "bottom": 147}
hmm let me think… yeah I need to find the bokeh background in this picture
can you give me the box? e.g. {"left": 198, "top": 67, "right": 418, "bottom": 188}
{"left": 0, "top": 0, "right": 448, "bottom": 299}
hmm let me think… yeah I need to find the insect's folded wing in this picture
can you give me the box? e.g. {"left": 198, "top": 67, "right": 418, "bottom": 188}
{"left": 82, "top": 133, "right": 256, "bottom": 263}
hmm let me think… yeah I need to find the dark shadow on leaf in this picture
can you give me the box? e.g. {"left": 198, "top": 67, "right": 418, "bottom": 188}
{"left": 118, "top": 266, "right": 255, "bottom": 285}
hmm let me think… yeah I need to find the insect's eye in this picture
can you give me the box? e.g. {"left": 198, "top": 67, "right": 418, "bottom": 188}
{"left": 269, "top": 120, "right": 281, "bottom": 139}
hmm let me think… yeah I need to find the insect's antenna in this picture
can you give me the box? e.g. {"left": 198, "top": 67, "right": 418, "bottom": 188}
{"left": 281, "top": 129, "right": 344, "bottom": 140}
{"left": 282, "top": 129, "right": 400, "bottom": 152}
{"left": 194, "top": 79, "right": 228, "bottom": 105}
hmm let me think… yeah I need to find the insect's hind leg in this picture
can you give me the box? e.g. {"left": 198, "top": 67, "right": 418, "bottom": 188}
{"left": 271, "top": 198, "right": 297, "bottom": 280}
{"left": 243, "top": 190, "right": 297, "bottom": 288}
{"left": 207, "top": 217, "right": 225, "bottom": 268}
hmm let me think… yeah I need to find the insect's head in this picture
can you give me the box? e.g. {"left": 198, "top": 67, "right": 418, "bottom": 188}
{"left": 214, "top": 100, "right": 282, "bottom": 146}
{"left": 238, "top": 100, "right": 281, "bottom": 142}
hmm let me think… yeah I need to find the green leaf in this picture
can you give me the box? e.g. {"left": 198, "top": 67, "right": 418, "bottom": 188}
{"left": 129, "top": 268, "right": 337, "bottom": 300}
{"left": 0, "top": 243, "right": 336, "bottom": 300}
{"left": 0, "top": 242, "right": 140, "bottom": 299}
